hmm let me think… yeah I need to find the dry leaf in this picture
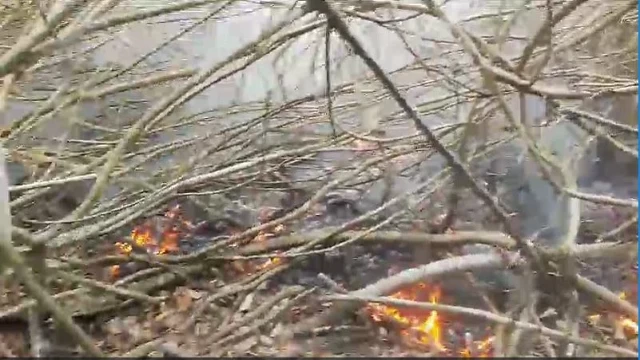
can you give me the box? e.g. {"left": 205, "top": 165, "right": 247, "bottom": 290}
{"left": 104, "top": 318, "right": 124, "bottom": 335}
{"left": 163, "top": 312, "right": 187, "bottom": 329}
{"left": 186, "top": 288, "right": 202, "bottom": 300}
{"left": 273, "top": 224, "right": 285, "bottom": 233}
{"left": 231, "top": 261, "right": 248, "bottom": 273}
{"left": 174, "top": 287, "right": 193, "bottom": 311}
{"left": 154, "top": 310, "right": 170, "bottom": 322}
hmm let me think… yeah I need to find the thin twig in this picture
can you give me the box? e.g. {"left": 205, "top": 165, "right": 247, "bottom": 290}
{"left": 0, "top": 148, "right": 104, "bottom": 357}
{"left": 326, "top": 294, "right": 637, "bottom": 357}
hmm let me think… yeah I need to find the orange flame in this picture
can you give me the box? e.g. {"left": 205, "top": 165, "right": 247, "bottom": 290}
{"left": 367, "top": 283, "right": 495, "bottom": 356}
{"left": 226, "top": 220, "right": 287, "bottom": 275}
{"left": 253, "top": 224, "right": 286, "bottom": 271}
{"left": 109, "top": 264, "right": 120, "bottom": 279}
{"left": 368, "top": 283, "right": 446, "bottom": 352}
{"left": 587, "top": 291, "right": 637, "bottom": 343}
{"left": 620, "top": 318, "right": 638, "bottom": 335}
{"left": 615, "top": 292, "right": 638, "bottom": 337}
{"left": 110, "top": 205, "right": 189, "bottom": 279}
{"left": 460, "top": 335, "right": 494, "bottom": 358}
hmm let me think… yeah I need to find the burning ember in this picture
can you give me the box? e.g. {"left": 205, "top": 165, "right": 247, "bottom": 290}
{"left": 109, "top": 205, "right": 194, "bottom": 278}
{"left": 104, "top": 204, "right": 636, "bottom": 357}
{"left": 366, "top": 281, "right": 637, "bottom": 357}
{"left": 233, "top": 221, "right": 286, "bottom": 274}
{"left": 366, "top": 283, "right": 493, "bottom": 356}
{"left": 588, "top": 292, "right": 638, "bottom": 340}
{"left": 108, "top": 205, "right": 289, "bottom": 280}
{"left": 368, "top": 284, "right": 445, "bottom": 352}
{"left": 616, "top": 292, "right": 639, "bottom": 336}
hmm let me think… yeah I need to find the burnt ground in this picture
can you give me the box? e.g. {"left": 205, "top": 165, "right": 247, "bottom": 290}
{"left": 0, "top": 186, "right": 636, "bottom": 357}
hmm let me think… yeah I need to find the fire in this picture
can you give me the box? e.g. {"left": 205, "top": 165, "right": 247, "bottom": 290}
{"left": 109, "top": 205, "right": 192, "bottom": 279}
{"left": 227, "top": 217, "right": 287, "bottom": 275}
{"left": 617, "top": 292, "right": 639, "bottom": 336}
{"left": 253, "top": 223, "right": 286, "bottom": 271}
{"left": 588, "top": 292, "right": 639, "bottom": 339}
{"left": 459, "top": 335, "right": 494, "bottom": 358}
{"left": 620, "top": 318, "right": 638, "bottom": 335}
{"left": 367, "top": 283, "right": 494, "bottom": 356}
{"left": 366, "top": 280, "right": 638, "bottom": 355}
{"left": 368, "top": 283, "right": 446, "bottom": 352}
{"left": 258, "top": 256, "right": 283, "bottom": 270}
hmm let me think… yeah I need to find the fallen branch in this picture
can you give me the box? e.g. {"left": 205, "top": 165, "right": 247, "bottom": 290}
{"left": 234, "top": 229, "right": 632, "bottom": 262}
{"left": 0, "top": 288, "right": 83, "bottom": 321}
{"left": 120, "top": 339, "right": 164, "bottom": 358}
{"left": 0, "top": 264, "right": 206, "bottom": 321}
{"left": 54, "top": 270, "right": 165, "bottom": 305}
{"left": 280, "top": 251, "right": 519, "bottom": 340}
{"left": 210, "top": 287, "right": 314, "bottom": 356}
{"left": 179, "top": 262, "right": 291, "bottom": 332}
{"left": 304, "top": 0, "right": 544, "bottom": 271}
{"left": 325, "top": 294, "right": 637, "bottom": 357}
{"left": 205, "top": 286, "right": 306, "bottom": 344}
{"left": 237, "top": 228, "right": 517, "bottom": 256}
{"left": 281, "top": 241, "right": 636, "bottom": 339}
{"left": 0, "top": 148, "right": 104, "bottom": 356}
{"left": 574, "top": 275, "right": 638, "bottom": 320}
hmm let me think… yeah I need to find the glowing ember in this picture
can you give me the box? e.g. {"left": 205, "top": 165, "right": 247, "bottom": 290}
{"left": 368, "top": 284, "right": 446, "bottom": 352}
{"left": 620, "top": 318, "right": 638, "bottom": 335}
{"left": 110, "top": 205, "right": 192, "bottom": 279}
{"left": 366, "top": 278, "right": 638, "bottom": 355}
{"left": 109, "top": 264, "right": 121, "bottom": 279}
{"left": 258, "top": 256, "right": 283, "bottom": 271}
{"left": 227, "top": 219, "right": 288, "bottom": 275}
{"left": 367, "top": 283, "right": 495, "bottom": 356}
{"left": 587, "top": 291, "right": 638, "bottom": 341}
{"left": 460, "top": 335, "right": 494, "bottom": 358}
{"left": 253, "top": 224, "right": 286, "bottom": 271}
{"left": 618, "top": 292, "right": 639, "bottom": 336}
